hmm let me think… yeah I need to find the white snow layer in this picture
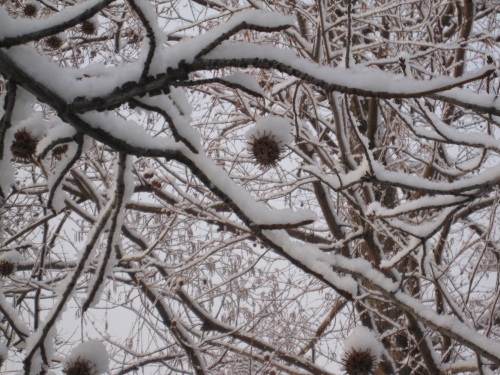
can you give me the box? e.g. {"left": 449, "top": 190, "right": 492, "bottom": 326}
{"left": 246, "top": 116, "right": 292, "bottom": 145}
{"left": 64, "top": 340, "right": 109, "bottom": 374}
{"left": 0, "top": 250, "right": 21, "bottom": 264}
{"left": 0, "top": 0, "right": 104, "bottom": 41}
{"left": 221, "top": 72, "right": 265, "bottom": 96}
{"left": 344, "top": 326, "right": 383, "bottom": 363}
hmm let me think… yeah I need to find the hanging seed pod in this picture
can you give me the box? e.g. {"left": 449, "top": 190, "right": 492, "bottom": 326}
{"left": 245, "top": 117, "right": 291, "bottom": 169}
{"left": 63, "top": 341, "right": 109, "bottom": 375}
{"left": 80, "top": 18, "right": 98, "bottom": 36}
{"left": 22, "top": 2, "right": 39, "bottom": 18}
{"left": 341, "top": 348, "right": 377, "bottom": 375}
{"left": 11, "top": 129, "right": 37, "bottom": 160}
{"left": 0, "top": 259, "right": 15, "bottom": 277}
{"left": 45, "top": 34, "right": 65, "bottom": 50}
{"left": 63, "top": 358, "right": 94, "bottom": 375}
{"left": 0, "top": 259, "right": 14, "bottom": 278}
{"left": 248, "top": 131, "right": 285, "bottom": 168}
{"left": 342, "top": 327, "right": 382, "bottom": 375}
{"left": 0, "top": 251, "right": 20, "bottom": 278}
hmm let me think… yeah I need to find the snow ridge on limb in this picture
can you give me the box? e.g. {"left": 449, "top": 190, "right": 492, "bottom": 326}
{"left": 200, "top": 43, "right": 496, "bottom": 101}
{"left": 263, "top": 230, "right": 500, "bottom": 366}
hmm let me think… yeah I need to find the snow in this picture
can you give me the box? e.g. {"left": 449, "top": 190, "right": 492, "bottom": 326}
{"left": 221, "top": 72, "right": 265, "bottom": 96}
{"left": 1, "top": 10, "right": 294, "bottom": 103}
{"left": 64, "top": 340, "right": 109, "bottom": 374}
{"left": 130, "top": 0, "right": 167, "bottom": 74}
{"left": 417, "top": 99, "right": 500, "bottom": 151}
{"left": 36, "top": 123, "right": 77, "bottom": 157}
{"left": 3, "top": 46, "right": 143, "bottom": 102}
{"left": 0, "top": 0, "right": 106, "bottom": 41}
{"left": 383, "top": 206, "right": 456, "bottom": 239}
{"left": 25, "top": 326, "right": 56, "bottom": 375}
{"left": 344, "top": 326, "right": 383, "bottom": 363}
{"left": 302, "top": 158, "right": 371, "bottom": 191}
{"left": 395, "top": 291, "right": 500, "bottom": 360}
{"left": 79, "top": 111, "right": 184, "bottom": 152}
{"left": 245, "top": 116, "right": 292, "bottom": 145}
{"left": 11, "top": 87, "right": 35, "bottom": 126}
{"left": 169, "top": 87, "right": 192, "bottom": 116}
{"left": 0, "top": 292, "right": 29, "bottom": 336}
{"left": 263, "top": 230, "right": 360, "bottom": 296}
{"left": 366, "top": 195, "right": 466, "bottom": 218}
{"left": 0, "top": 250, "right": 21, "bottom": 265}
{"left": 188, "top": 152, "right": 317, "bottom": 227}
{"left": 371, "top": 159, "right": 500, "bottom": 194}
{"left": 85, "top": 16, "right": 99, "bottom": 29}
{"left": 205, "top": 43, "right": 495, "bottom": 97}
{"left": 137, "top": 95, "right": 201, "bottom": 151}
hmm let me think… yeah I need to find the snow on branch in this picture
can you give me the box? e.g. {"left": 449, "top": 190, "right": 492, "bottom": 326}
{"left": 0, "top": 0, "right": 115, "bottom": 48}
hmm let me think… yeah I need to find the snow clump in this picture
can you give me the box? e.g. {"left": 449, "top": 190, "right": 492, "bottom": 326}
{"left": 63, "top": 340, "right": 109, "bottom": 375}
{"left": 342, "top": 326, "right": 383, "bottom": 375}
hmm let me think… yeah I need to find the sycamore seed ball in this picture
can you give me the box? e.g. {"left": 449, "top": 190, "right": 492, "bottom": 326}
{"left": 22, "top": 2, "right": 39, "bottom": 18}
{"left": 63, "top": 341, "right": 109, "bottom": 375}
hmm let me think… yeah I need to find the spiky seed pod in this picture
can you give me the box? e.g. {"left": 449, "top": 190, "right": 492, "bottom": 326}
{"left": 22, "top": 3, "right": 39, "bottom": 18}
{"left": 63, "top": 357, "right": 95, "bottom": 375}
{"left": 0, "top": 259, "right": 15, "bottom": 277}
{"left": 45, "top": 35, "right": 64, "bottom": 50}
{"left": 248, "top": 131, "right": 285, "bottom": 168}
{"left": 341, "top": 349, "right": 377, "bottom": 375}
{"left": 11, "top": 129, "right": 37, "bottom": 160}
{"left": 80, "top": 20, "right": 97, "bottom": 35}
{"left": 52, "top": 144, "right": 69, "bottom": 160}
